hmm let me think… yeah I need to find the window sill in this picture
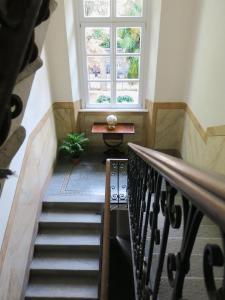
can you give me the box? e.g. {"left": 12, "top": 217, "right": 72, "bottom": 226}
{"left": 79, "top": 108, "right": 148, "bottom": 113}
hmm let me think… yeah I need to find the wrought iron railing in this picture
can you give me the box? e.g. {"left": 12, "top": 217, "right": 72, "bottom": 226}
{"left": 127, "top": 143, "right": 225, "bottom": 300}
{"left": 110, "top": 159, "right": 128, "bottom": 205}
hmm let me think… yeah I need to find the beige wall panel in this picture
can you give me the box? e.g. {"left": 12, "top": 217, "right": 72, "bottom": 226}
{"left": 0, "top": 111, "right": 57, "bottom": 300}
{"left": 181, "top": 115, "right": 225, "bottom": 175}
{"left": 74, "top": 100, "right": 81, "bottom": 132}
{"left": 54, "top": 108, "right": 75, "bottom": 141}
{"left": 145, "top": 101, "right": 155, "bottom": 148}
{"left": 155, "top": 109, "right": 185, "bottom": 150}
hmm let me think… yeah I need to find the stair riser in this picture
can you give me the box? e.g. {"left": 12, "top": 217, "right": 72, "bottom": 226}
{"left": 33, "top": 249, "right": 100, "bottom": 258}
{"left": 33, "top": 245, "right": 101, "bottom": 253}
{"left": 29, "top": 269, "right": 99, "bottom": 277}
{"left": 43, "top": 202, "right": 103, "bottom": 212}
{"left": 38, "top": 222, "right": 101, "bottom": 230}
{"left": 24, "top": 296, "right": 97, "bottom": 300}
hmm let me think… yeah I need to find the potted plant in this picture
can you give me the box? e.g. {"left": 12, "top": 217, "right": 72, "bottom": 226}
{"left": 59, "top": 132, "right": 89, "bottom": 164}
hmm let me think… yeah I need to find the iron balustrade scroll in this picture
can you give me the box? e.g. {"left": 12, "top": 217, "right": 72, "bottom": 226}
{"left": 110, "top": 159, "right": 128, "bottom": 205}
{"left": 127, "top": 143, "right": 225, "bottom": 300}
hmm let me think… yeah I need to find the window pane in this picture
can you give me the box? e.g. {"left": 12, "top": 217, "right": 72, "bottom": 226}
{"left": 116, "top": 82, "right": 139, "bottom": 104}
{"left": 84, "top": 0, "right": 110, "bottom": 17}
{"left": 87, "top": 56, "right": 111, "bottom": 80}
{"left": 117, "top": 27, "right": 141, "bottom": 54}
{"left": 116, "top": 56, "right": 140, "bottom": 79}
{"left": 88, "top": 82, "right": 111, "bottom": 104}
{"left": 116, "top": 0, "right": 143, "bottom": 17}
{"left": 85, "top": 27, "right": 110, "bottom": 55}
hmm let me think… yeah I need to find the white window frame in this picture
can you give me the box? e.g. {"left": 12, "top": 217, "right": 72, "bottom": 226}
{"left": 76, "top": 0, "right": 148, "bottom": 109}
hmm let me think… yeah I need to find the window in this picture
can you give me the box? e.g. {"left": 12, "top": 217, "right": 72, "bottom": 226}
{"left": 78, "top": 0, "right": 146, "bottom": 108}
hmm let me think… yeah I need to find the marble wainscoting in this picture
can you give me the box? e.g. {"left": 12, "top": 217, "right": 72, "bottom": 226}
{"left": 145, "top": 100, "right": 225, "bottom": 175}
{"left": 154, "top": 108, "right": 185, "bottom": 151}
{"left": 0, "top": 109, "right": 57, "bottom": 300}
{"left": 53, "top": 100, "right": 81, "bottom": 141}
{"left": 145, "top": 100, "right": 155, "bottom": 148}
{"left": 145, "top": 100, "right": 186, "bottom": 151}
{"left": 181, "top": 113, "right": 225, "bottom": 175}
{"left": 79, "top": 110, "right": 148, "bottom": 148}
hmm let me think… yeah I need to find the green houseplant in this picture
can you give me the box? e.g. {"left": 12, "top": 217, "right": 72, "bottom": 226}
{"left": 59, "top": 133, "right": 89, "bottom": 163}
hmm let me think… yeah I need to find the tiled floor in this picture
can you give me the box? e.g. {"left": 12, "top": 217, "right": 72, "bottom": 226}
{"left": 45, "top": 152, "right": 106, "bottom": 198}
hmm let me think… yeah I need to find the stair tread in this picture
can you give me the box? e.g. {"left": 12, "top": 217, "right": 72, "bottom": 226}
{"left": 26, "top": 275, "right": 98, "bottom": 299}
{"left": 35, "top": 228, "right": 101, "bottom": 246}
{"left": 39, "top": 211, "right": 101, "bottom": 224}
{"left": 31, "top": 251, "right": 99, "bottom": 271}
{"left": 44, "top": 194, "right": 105, "bottom": 204}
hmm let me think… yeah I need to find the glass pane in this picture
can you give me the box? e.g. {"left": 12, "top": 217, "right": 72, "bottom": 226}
{"left": 116, "top": 56, "right": 140, "bottom": 79}
{"left": 85, "top": 27, "right": 111, "bottom": 55}
{"left": 116, "top": 0, "right": 143, "bottom": 17}
{"left": 87, "top": 56, "right": 111, "bottom": 80}
{"left": 84, "top": 0, "right": 110, "bottom": 17}
{"left": 117, "top": 27, "right": 141, "bottom": 53}
{"left": 88, "top": 82, "right": 111, "bottom": 104}
{"left": 116, "top": 82, "right": 139, "bottom": 104}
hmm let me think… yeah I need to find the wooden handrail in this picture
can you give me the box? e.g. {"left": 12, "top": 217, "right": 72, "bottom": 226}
{"left": 100, "top": 159, "right": 111, "bottom": 300}
{"left": 128, "top": 143, "right": 225, "bottom": 231}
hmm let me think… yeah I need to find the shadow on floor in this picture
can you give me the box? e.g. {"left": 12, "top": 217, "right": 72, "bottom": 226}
{"left": 109, "top": 239, "right": 135, "bottom": 300}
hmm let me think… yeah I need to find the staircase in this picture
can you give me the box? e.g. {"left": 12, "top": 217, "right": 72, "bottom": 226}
{"left": 25, "top": 196, "right": 104, "bottom": 300}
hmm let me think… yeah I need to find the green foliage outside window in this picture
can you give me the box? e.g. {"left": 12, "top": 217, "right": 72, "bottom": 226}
{"left": 96, "top": 95, "right": 111, "bottom": 103}
{"left": 91, "top": 29, "right": 110, "bottom": 48}
{"left": 117, "top": 95, "right": 134, "bottom": 103}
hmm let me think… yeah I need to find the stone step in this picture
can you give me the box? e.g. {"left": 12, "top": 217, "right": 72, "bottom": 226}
{"left": 31, "top": 248, "right": 100, "bottom": 272}
{"left": 43, "top": 194, "right": 105, "bottom": 204}
{"left": 157, "top": 277, "right": 223, "bottom": 300}
{"left": 42, "top": 200, "right": 104, "bottom": 212}
{"left": 151, "top": 253, "right": 223, "bottom": 279}
{"left": 39, "top": 209, "right": 102, "bottom": 229}
{"left": 25, "top": 273, "right": 98, "bottom": 299}
{"left": 151, "top": 237, "right": 223, "bottom": 255}
{"left": 35, "top": 228, "right": 101, "bottom": 247}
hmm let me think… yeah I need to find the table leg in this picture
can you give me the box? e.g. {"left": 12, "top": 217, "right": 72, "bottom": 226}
{"left": 102, "top": 133, "right": 125, "bottom": 159}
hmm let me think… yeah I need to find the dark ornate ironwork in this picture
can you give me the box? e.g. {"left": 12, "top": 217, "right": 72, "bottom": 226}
{"left": 0, "top": 0, "right": 52, "bottom": 147}
{"left": 203, "top": 234, "right": 225, "bottom": 300}
{"left": 127, "top": 147, "right": 225, "bottom": 300}
{"left": 110, "top": 160, "right": 128, "bottom": 205}
{"left": 0, "top": 0, "right": 53, "bottom": 182}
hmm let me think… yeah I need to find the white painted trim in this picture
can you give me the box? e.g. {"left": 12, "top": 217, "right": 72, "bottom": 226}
{"left": 79, "top": 108, "right": 148, "bottom": 113}
{"left": 76, "top": 0, "right": 148, "bottom": 109}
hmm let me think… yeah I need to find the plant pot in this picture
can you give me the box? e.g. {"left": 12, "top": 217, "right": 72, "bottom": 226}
{"left": 71, "top": 157, "right": 80, "bottom": 165}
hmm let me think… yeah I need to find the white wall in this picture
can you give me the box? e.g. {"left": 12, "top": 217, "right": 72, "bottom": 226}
{"left": 44, "top": 0, "right": 73, "bottom": 102}
{"left": 154, "top": 0, "right": 200, "bottom": 101}
{"left": 188, "top": 0, "right": 225, "bottom": 128}
{"left": 0, "top": 48, "right": 53, "bottom": 249}
{"left": 147, "top": 0, "right": 225, "bottom": 129}
{"left": 145, "top": 0, "right": 162, "bottom": 100}
{"left": 64, "top": 0, "right": 80, "bottom": 101}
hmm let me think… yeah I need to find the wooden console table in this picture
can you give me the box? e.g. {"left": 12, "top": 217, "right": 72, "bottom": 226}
{"left": 91, "top": 122, "right": 135, "bottom": 157}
